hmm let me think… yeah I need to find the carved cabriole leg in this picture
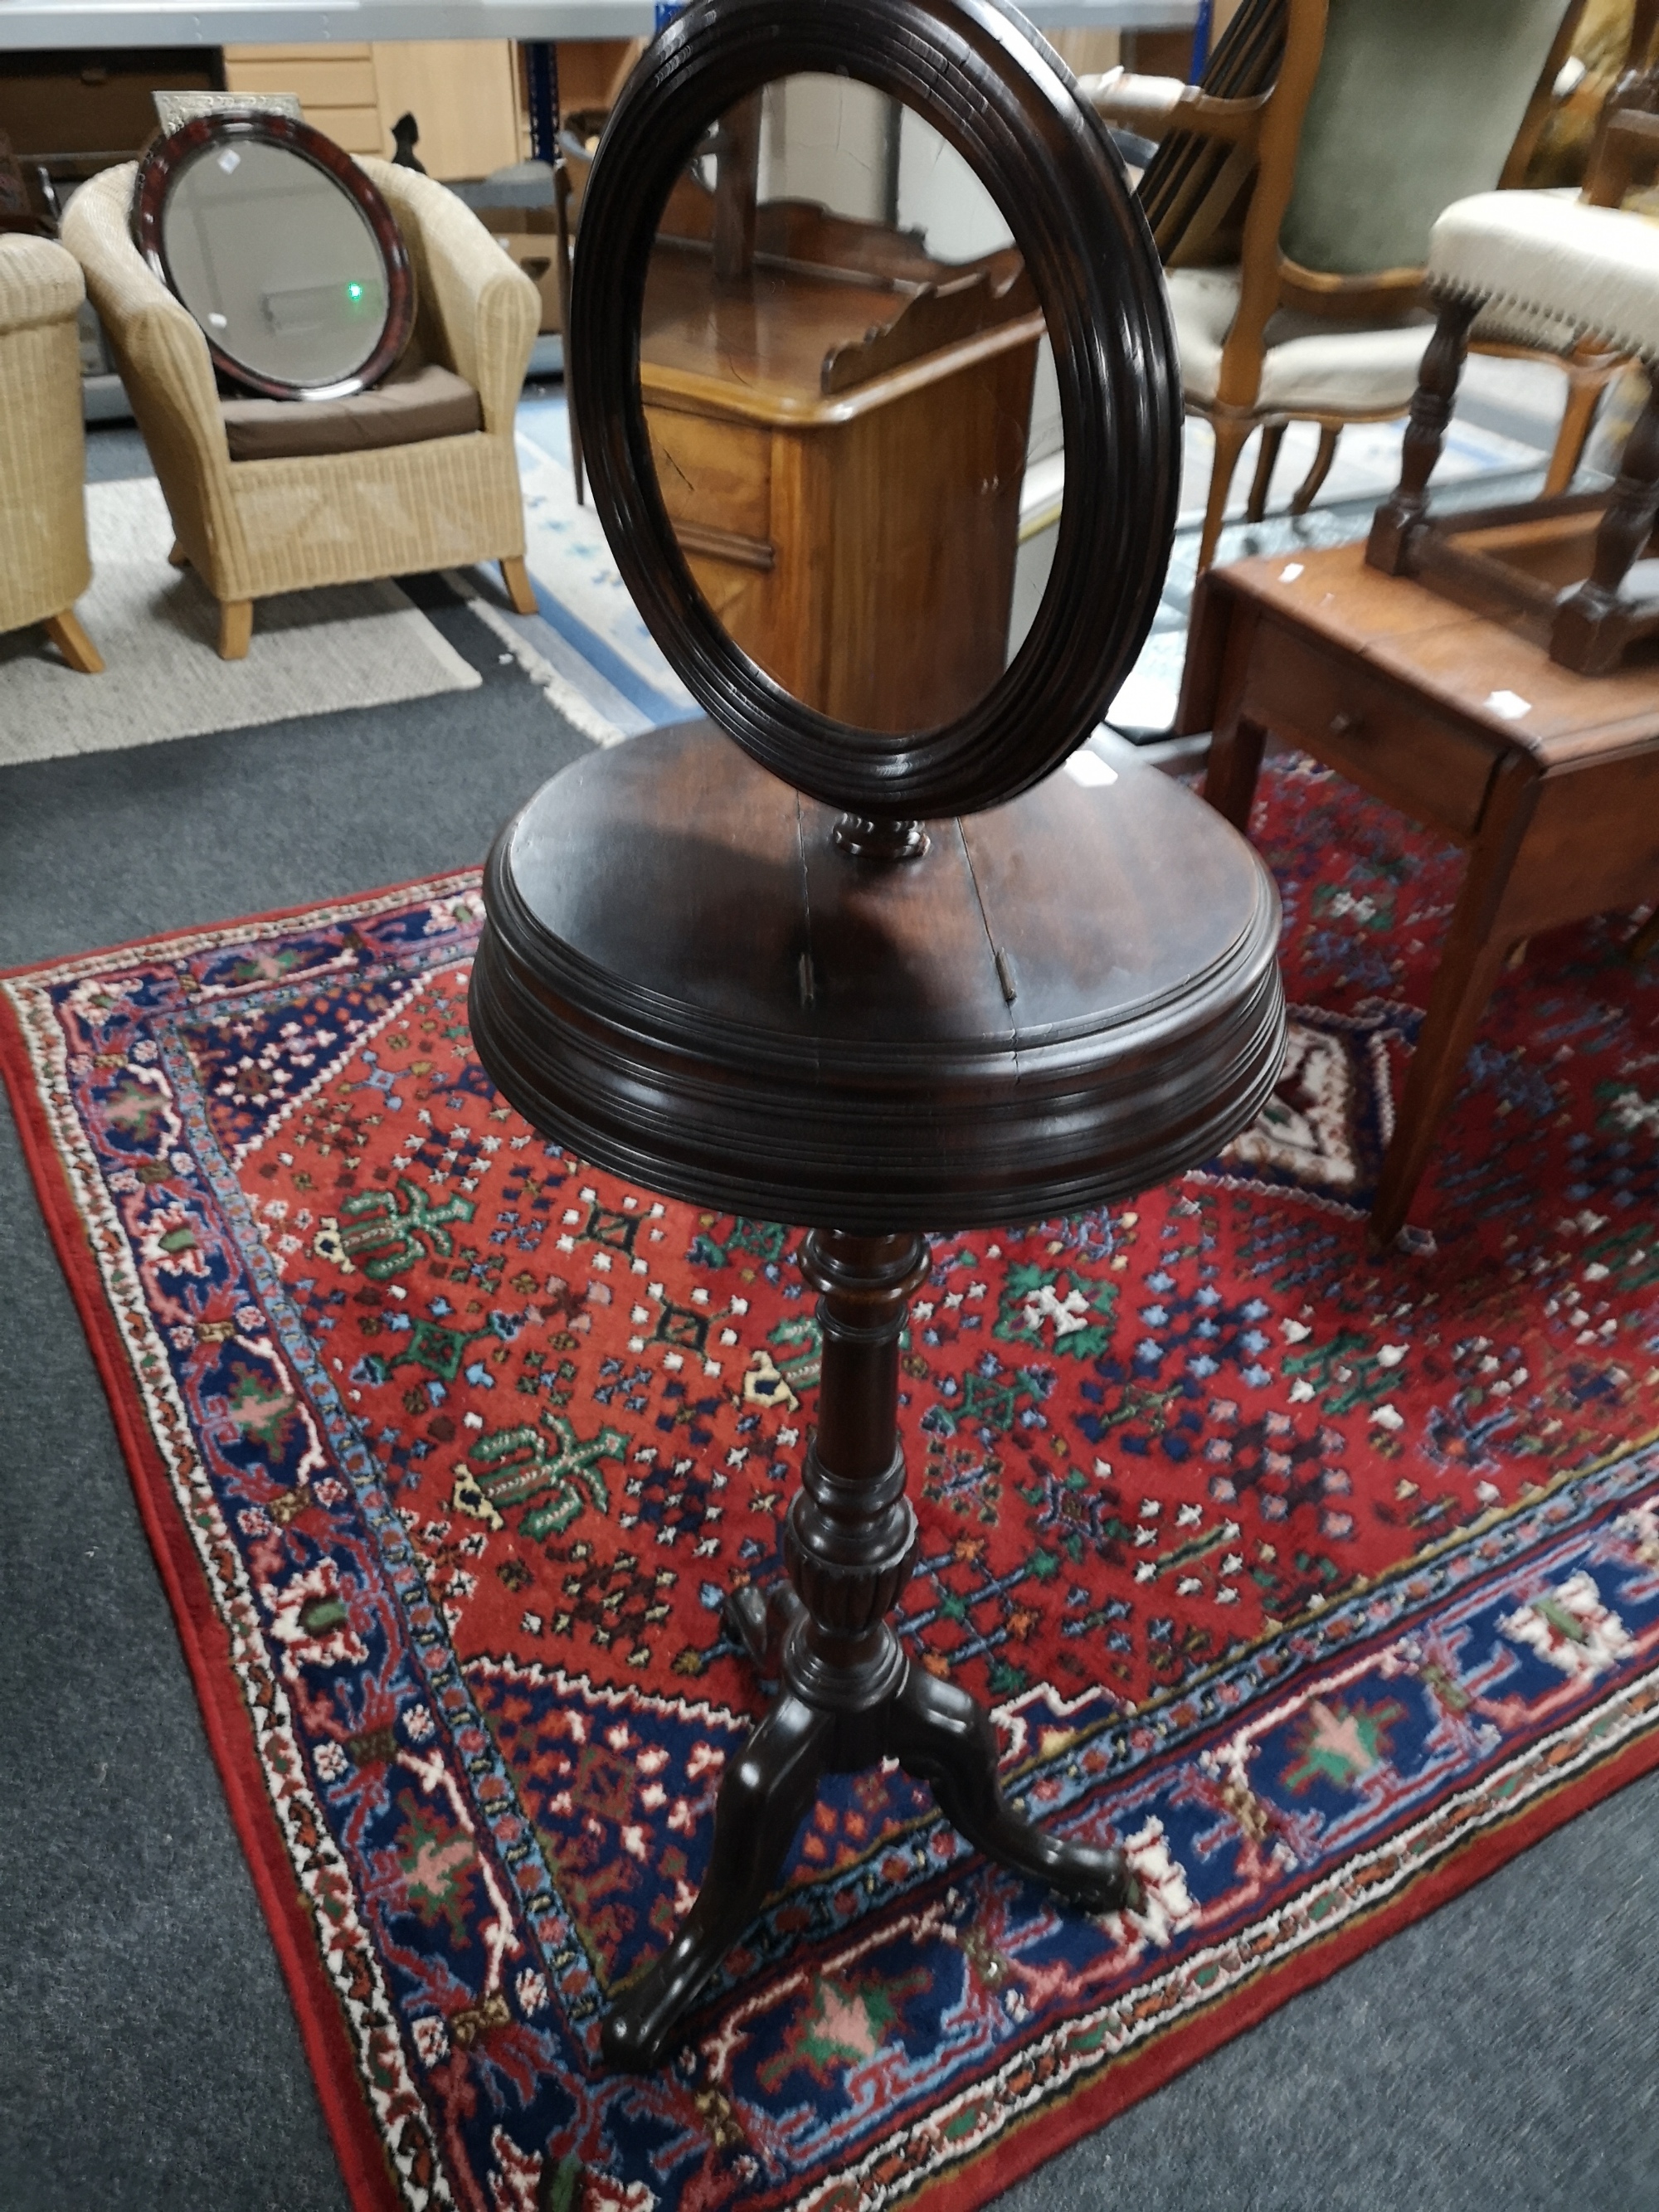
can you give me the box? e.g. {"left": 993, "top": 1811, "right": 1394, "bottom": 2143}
{"left": 1290, "top": 424, "right": 1340, "bottom": 516}
{"left": 599, "top": 1692, "right": 833, "bottom": 2069}
{"left": 1367, "top": 295, "right": 1480, "bottom": 573}
{"left": 1553, "top": 362, "right": 1659, "bottom": 674}
{"left": 1198, "top": 415, "right": 1253, "bottom": 574}
{"left": 885, "top": 1666, "right": 1132, "bottom": 1907}
{"left": 601, "top": 1229, "right": 1137, "bottom": 2072}
{"left": 1244, "top": 421, "right": 1286, "bottom": 523}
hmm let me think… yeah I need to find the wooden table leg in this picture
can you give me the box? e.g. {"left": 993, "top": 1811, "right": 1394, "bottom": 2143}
{"left": 1370, "top": 760, "right": 1539, "bottom": 1246}
{"left": 1370, "top": 936, "right": 1511, "bottom": 1247}
{"left": 1204, "top": 714, "right": 1267, "bottom": 832}
{"left": 1190, "top": 584, "right": 1266, "bottom": 833}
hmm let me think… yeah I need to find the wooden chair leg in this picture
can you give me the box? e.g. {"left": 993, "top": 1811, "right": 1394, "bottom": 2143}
{"left": 1198, "top": 417, "right": 1253, "bottom": 574}
{"left": 1289, "top": 425, "right": 1340, "bottom": 515}
{"left": 168, "top": 538, "right": 189, "bottom": 569}
{"left": 218, "top": 600, "right": 253, "bottom": 659}
{"left": 1243, "top": 422, "right": 1286, "bottom": 523}
{"left": 1543, "top": 354, "right": 1620, "bottom": 498}
{"left": 499, "top": 556, "right": 538, "bottom": 617}
{"left": 42, "top": 609, "right": 104, "bottom": 674}
{"left": 1368, "top": 296, "right": 1479, "bottom": 571}
{"left": 1553, "top": 362, "right": 1659, "bottom": 673}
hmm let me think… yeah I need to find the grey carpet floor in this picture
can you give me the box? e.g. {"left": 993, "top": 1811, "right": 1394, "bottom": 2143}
{"left": 3, "top": 576, "right": 1658, "bottom": 2210}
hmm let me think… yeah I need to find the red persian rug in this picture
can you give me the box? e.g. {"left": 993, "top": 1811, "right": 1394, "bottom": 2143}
{"left": 4, "top": 753, "right": 1659, "bottom": 2212}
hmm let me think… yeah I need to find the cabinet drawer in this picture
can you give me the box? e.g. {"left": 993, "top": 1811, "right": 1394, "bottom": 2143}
{"left": 223, "top": 58, "right": 380, "bottom": 109}
{"left": 644, "top": 405, "right": 772, "bottom": 547}
{"left": 1242, "top": 620, "right": 1499, "bottom": 836}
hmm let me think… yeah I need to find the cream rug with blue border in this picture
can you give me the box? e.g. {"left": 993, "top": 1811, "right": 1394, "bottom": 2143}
{"left": 1, "top": 474, "right": 481, "bottom": 768}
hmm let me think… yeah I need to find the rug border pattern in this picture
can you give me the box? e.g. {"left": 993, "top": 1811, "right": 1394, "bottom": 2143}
{"left": 0, "top": 873, "right": 487, "bottom": 2212}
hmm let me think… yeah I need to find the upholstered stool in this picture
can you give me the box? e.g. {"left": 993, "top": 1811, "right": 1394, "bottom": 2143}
{"left": 1369, "top": 187, "right": 1659, "bottom": 673}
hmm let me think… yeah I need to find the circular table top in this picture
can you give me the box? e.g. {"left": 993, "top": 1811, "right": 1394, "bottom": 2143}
{"left": 471, "top": 722, "right": 1284, "bottom": 1231}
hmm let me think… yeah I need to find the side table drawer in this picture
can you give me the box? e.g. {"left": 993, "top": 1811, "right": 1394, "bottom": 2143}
{"left": 1241, "top": 621, "right": 1500, "bottom": 836}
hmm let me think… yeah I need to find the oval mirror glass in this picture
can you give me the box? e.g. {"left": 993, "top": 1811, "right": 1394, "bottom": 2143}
{"left": 639, "top": 73, "right": 1062, "bottom": 737}
{"left": 157, "top": 134, "right": 393, "bottom": 391}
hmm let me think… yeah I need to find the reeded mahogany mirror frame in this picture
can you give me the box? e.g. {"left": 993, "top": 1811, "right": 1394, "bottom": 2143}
{"left": 131, "top": 109, "right": 415, "bottom": 401}
{"left": 569, "top": 0, "right": 1181, "bottom": 819}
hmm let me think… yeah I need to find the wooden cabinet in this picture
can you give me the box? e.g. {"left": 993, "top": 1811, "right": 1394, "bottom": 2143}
{"left": 639, "top": 201, "right": 1044, "bottom": 733}
{"left": 369, "top": 43, "right": 521, "bottom": 179}
{"left": 220, "top": 38, "right": 643, "bottom": 179}
{"left": 222, "top": 44, "right": 384, "bottom": 158}
{"left": 222, "top": 41, "right": 521, "bottom": 177}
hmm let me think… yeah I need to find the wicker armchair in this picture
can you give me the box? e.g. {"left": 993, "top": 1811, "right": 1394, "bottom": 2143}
{"left": 0, "top": 233, "right": 102, "bottom": 672}
{"left": 61, "top": 158, "right": 538, "bottom": 659}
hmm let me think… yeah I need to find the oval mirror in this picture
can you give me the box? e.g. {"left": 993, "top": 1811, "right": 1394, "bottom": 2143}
{"left": 640, "top": 76, "right": 1058, "bottom": 735}
{"left": 132, "top": 110, "right": 413, "bottom": 401}
{"left": 570, "top": 0, "right": 1179, "bottom": 819}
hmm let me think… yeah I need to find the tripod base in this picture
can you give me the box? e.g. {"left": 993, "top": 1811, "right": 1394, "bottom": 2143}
{"left": 601, "top": 1592, "right": 1139, "bottom": 2071}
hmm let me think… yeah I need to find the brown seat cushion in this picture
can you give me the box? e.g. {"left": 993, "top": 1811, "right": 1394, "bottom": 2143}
{"left": 221, "top": 360, "right": 482, "bottom": 462}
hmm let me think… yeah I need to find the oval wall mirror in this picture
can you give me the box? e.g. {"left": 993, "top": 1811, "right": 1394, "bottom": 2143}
{"left": 569, "top": 0, "right": 1180, "bottom": 819}
{"left": 132, "top": 109, "right": 414, "bottom": 401}
{"left": 641, "top": 75, "right": 1056, "bottom": 737}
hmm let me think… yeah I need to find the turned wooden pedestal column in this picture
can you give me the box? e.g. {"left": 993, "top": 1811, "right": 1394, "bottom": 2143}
{"left": 600, "top": 1228, "right": 1137, "bottom": 2067}
{"left": 469, "top": 717, "right": 1285, "bottom": 2067}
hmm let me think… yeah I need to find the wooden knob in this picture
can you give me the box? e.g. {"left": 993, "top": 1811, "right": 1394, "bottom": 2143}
{"left": 1330, "top": 710, "right": 1364, "bottom": 741}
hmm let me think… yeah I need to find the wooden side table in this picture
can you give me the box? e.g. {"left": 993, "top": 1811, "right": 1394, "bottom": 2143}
{"left": 1180, "top": 540, "right": 1659, "bottom": 1245}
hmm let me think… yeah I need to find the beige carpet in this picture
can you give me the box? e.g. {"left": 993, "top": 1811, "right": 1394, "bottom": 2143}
{"left": 1, "top": 475, "right": 480, "bottom": 766}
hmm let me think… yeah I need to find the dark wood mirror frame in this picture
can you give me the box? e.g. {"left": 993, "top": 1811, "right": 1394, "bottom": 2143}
{"left": 568, "top": 0, "right": 1182, "bottom": 819}
{"left": 131, "top": 108, "right": 414, "bottom": 402}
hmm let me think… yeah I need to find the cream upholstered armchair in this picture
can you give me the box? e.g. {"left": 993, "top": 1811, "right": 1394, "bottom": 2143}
{"left": 0, "top": 233, "right": 102, "bottom": 672}
{"left": 1087, "top": 0, "right": 1587, "bottom": 571}
{"left": 61, "top": 158, "right": 539, "bottom": 659}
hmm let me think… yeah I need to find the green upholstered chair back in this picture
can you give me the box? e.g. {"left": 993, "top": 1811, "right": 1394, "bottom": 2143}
{"left": 1281, "top": 0, "right": 1571, "bottom": 276}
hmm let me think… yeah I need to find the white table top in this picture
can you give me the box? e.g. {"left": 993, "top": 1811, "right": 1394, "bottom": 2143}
{"left": 0, "top": 0, "right": 1194, "bottom": 49}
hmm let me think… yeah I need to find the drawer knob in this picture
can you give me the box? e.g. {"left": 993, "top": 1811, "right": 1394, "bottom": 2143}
{"left": 1330, "top": 709, "right": 1365, "bottom": 741}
